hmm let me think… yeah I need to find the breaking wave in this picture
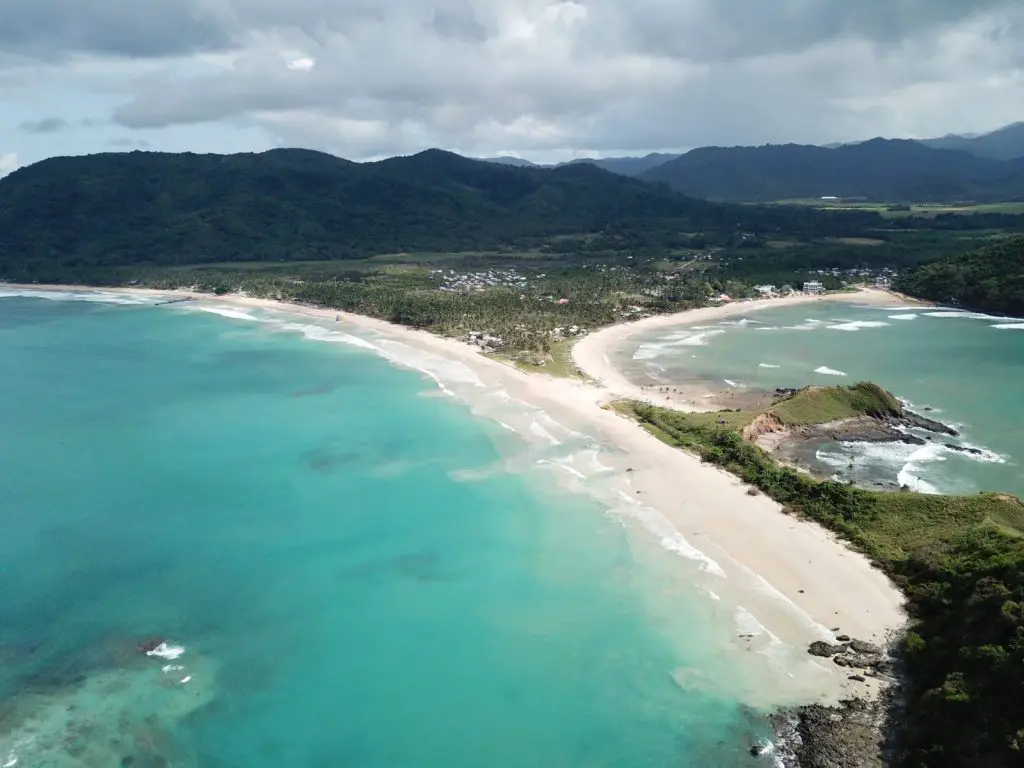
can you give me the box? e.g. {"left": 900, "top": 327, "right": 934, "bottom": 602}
{"left": 0, "top": 287, "right": 155, "bottom": 305}
{"left": 826, "top": 320, "right": 890, "bottom": 331}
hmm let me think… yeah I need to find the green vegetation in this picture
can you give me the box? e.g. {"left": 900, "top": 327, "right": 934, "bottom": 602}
{"left": 0, "top": 148, "right": 887, "bottom": 282}
{"left": 129, "top": 257, "right": 728, "bottom": 354}
{"left": 896, "top": 235, "right": 1024, "bottom": 317}
{"left": 492, "top": 338, "right": 584, "bottom": 378}
{"left": 616, "top": 398, "right": 1024, "bottom": 768}
{"left": 2, "top": 147, "right": 1022, "bottom": 337}
{"left": 638, "top": 138, "right": 1024, "bottom": 202}
{"left": 775, "top": 200, "right": 1024, "bottom": 219}
{"left": 768, "top": 382, "right": 903, "bottom": 426}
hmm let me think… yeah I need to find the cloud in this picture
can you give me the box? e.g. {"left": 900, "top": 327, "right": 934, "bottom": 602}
{"left": 19, "top": 117, "right": 69, "bottom": 134}
{"left": 4, "top": 0, "right": 1024, "bottom": 161}
{"left": 107, "top": 137, "right": 153, "bottom": 148}
{"left": 0, "top": 152, "right": 19, "bottom": 177}
{"left": 0, "top": 0, "right": 231, "bottom": 59}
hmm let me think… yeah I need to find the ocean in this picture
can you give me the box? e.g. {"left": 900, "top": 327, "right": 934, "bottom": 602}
{"left": 0, "top": 290, "right": 788, "bottom": 767}
{"left": 621, "top": 300, "right": 1024, "bottom": 497}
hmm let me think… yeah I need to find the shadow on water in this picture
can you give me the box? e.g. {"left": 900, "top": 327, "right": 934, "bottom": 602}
{"left": 335, "top": 550, "right": 454, "bottom": 584}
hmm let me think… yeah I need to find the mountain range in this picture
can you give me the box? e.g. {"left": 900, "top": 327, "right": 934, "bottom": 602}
{"left": 481, "top": 123, "right": 1024, "bottom": 202}
{"left": 481, "top": 152, "right": 680, "bottom": 177}
{"left": 639, "top": 138, "right": 1024, "bottom": 202}
{"left": 0, "top": 148, "right": 864, "bottom": 278}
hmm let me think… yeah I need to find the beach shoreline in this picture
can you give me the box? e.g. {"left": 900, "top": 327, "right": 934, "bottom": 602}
{"left": 572, "top": 287, "right": 928, "bottom": 411}
{"left": 6, "top": 283, "right": 908, "bottom": 709}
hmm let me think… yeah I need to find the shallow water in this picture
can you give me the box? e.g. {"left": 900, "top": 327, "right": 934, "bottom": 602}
{"left": 0, "top": 293, "right": 792, "bottom": 767}
{"left": 619, "top": 301, "right": 1024, "bottom": 496}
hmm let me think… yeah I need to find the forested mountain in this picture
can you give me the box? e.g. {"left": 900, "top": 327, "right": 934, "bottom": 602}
{"left": 639, "top": 138, "right": 1024, "bottom": 202}
{"left": 558, "top": 153, "right": 681, "bottom": 176}
{"left": 0, "top": 148, "right": 875, "bottom": 276}
{"left": 479, "top": 156, "right": 538, "bottom": 168}
{"left": 480, "top": 152, "right": 680, "bottom": 176}
{"left": 896, "top": 236, "right": 1024, "bottom": 317}
{"left": 921, "top": 122, "right": 1024, "bottom": 161}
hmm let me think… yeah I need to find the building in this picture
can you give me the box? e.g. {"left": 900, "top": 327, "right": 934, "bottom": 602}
{"left": 754, "top": 284, "right": 776, "bottom": 297}
{"left": 873, "top": 275, "right": 891, "bottom": 288}
{"left": 803, "top": 281, "right": 824, "bottom": 295}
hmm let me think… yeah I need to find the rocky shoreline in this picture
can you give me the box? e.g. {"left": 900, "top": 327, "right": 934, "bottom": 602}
{"left": 760, "top": 634, "right": 901, "bottom": 767}
{"left": 751, "top": 401, "right": 970, "bottom": 490}
{"left": 784, "top": 409, "right": 957, "bottom": 448}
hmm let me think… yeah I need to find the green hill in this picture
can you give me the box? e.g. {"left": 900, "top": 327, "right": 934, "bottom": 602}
{"left": 639, "top": 138, "right": 1024, "bottom": 202}
{"left": 768, "top": 382, "right": 903, "bottom": 426}
{"left": 921, "top": 122, "right": 1024, "bottom": 161}
{"left": 895, "top": 236, "right": 1024, "bottom": 317}
{"left": 0, "top": 148, "right": 876, "bottom": 279}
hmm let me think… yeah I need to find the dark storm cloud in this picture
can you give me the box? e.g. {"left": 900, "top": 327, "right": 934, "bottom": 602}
{"left": 601, "top": 0, "right": 1019, "bottom": 61}
{"left": 0, "top": 0, "right": 231, "bottom": 59}
{"left": 19, "top": 117, "right": 69, "bottom": 133}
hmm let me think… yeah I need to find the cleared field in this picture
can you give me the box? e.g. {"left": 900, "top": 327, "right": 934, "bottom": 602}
{"left": 492, "top": 338, "right": 585, "bottom": 379}
{"left": 769, "top": 199, "right": 1024, "bottom": 218}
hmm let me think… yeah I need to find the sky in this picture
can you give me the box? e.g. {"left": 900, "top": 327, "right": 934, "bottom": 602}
{"left": 2, "top": 0, "right": 1023, "bottom": 175}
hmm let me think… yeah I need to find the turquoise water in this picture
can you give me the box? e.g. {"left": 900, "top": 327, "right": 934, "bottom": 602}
{"left": 621, "top": 302, "right": 1024, "bottom": 496}
{"left": 0, "top": 294, "right": 775, "bottom": 767}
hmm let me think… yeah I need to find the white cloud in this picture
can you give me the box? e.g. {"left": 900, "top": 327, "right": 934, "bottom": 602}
{"left": 0, "top": 152, "right": 19, "bottom": 177}
{"left": 2, "top": 0, "right": 1024, "bottom": 163}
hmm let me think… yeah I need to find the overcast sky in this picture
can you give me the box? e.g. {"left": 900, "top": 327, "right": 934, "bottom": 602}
{"left": 2, "top": 0, "right": 1023, "bottom": 175}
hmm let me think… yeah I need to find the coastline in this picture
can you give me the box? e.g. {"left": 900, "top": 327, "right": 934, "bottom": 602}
{"left": 572, "top": 288, "right": 926, "bottom": 411}
{"left": 5, "top": 284, "right": 907, "bottom": 710}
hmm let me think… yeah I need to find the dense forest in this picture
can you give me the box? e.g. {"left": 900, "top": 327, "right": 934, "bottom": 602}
{"left": 0, "top": 148, "right": 884, "bottom": 280}
{"left": 895, "top": 236, "right": 1024, "bottom": 317}
{"left": 639, "top": 138, "right": 1024, "bottom": 202}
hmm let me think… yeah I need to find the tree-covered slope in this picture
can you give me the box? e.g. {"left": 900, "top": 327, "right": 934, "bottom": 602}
{"left": 921, "top": 122, "right": 1024, "bottom": 161}
{"left": 0, "top": 148, "right": 875, "bottom": 277}
{"left": 639, "top": 138, "right": 1024, "bottom": 202}
{"left": 896, "top": 236, "right": 1024, "bottom": 317}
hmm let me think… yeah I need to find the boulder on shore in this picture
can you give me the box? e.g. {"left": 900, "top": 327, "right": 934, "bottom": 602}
{"left": 809, "top": 641, "right": 849, "bottom": 657}
{"left": 849, "top": 639, "right": 883, "bottom": 655}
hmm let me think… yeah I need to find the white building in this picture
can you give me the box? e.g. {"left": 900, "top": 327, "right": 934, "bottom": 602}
{"left": 803, "top": 281, "right": 825, "bottom": 295}
{"left": 754, "top": 284, "right": 776, "bottom": 297}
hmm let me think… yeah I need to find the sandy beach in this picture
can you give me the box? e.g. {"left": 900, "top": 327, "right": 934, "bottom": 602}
{"left": 10, "top": 284, "right": 908, "bottom": 705}
{"left": 572, "top": 287, "right": 923, "bottom": 411}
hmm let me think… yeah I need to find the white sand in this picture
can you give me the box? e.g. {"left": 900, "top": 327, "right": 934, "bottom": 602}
{"left": 11, "top": 284, "right": 909, "bottom": 704}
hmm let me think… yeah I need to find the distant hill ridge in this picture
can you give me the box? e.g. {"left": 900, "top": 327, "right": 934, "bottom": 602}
{"left": 0, "top": 147, "right": 869, "bottom": 278}
{"left": 479, "top": 152, "right": 680, "bottom": 176}
{"left": 480, "top": 122, "right": 1024, "bottom": 201}
{"left": 638, "top": 138, "right": 1024, "bottom": 202}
